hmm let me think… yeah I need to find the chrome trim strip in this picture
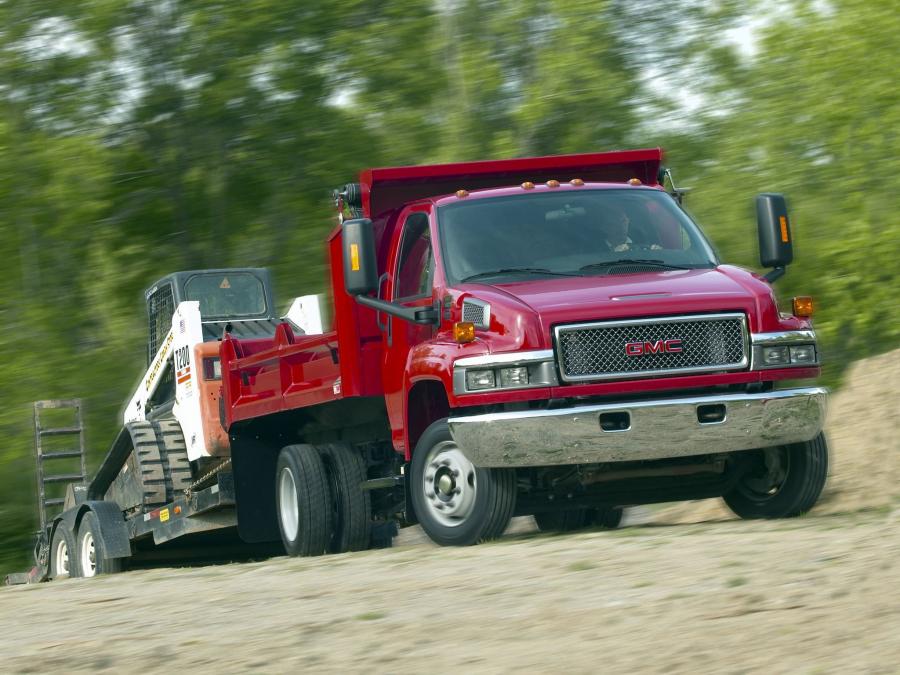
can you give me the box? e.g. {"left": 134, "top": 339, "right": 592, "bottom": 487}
{"left": 448, "top": 387, "right": 827, "bottom": 467}
{"left": 455, "top": 349, "right": 554, "bottom": 368}
{"left": 750, "top": 330, "right": 817, "bottom": 346}
{"left": 554, "top": 312, "right": 749, "bottom": 383}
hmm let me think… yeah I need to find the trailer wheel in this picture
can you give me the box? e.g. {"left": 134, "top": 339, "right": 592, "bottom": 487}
{"left": 317, "top": 443, "right": 371, "bottom": 553}
{"left": 76, "top": 512, "right": 123, "bottom": 578}
{"left": 723, "top": 433, "right": 829, "bottom": 519}
{"left": 49, "top": 523, "right": 78, "bottom": 580}
{"left": 276, "top": 444, "right": 333, "bottom": 556}
{"left": 411, "top": 419, "right": 516, "bottom": 546}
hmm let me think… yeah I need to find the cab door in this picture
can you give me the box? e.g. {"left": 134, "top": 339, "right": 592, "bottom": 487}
{"left": 381, "top": 207, "right": 437, "bottom": 449}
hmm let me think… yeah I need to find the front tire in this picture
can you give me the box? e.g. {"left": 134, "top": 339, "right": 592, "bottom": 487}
{"left": 50, "top": 522, "right": 78, "bottom": 580}
{"left": 723, "top": 433, "right": 829, "bottom": 519}
{"left": 276, "top": 444, "right": 333, "bottom": 556}
{"left": 76, "top": 512, "right": 123, "bottom": 578}
{"left": 410, "top": 419, "right": 516, "bottom": 546}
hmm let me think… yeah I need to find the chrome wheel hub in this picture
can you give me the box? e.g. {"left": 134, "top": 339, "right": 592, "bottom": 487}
{"left": 81, "top": 532, "right": 96, "bottom": 577}
{"left": 422, "top": 441, "right": 477, "bottom": 528}
{"left": 54, "top": 538, "right": 70, "bottom": 578}
{"left": 278, "top": 467, "right": 300, "bottom": 542}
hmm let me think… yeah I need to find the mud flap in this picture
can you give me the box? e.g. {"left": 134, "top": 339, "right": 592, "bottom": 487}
{"left": 76, "top": 501, "right": 131, "bottom": 559}
{"left": 230, "top": 436, "right": 281, "bottom": 544}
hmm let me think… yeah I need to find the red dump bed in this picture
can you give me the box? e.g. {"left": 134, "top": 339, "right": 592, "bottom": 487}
{"left": 220, "top": 323, "right": 342, "bottom": 428}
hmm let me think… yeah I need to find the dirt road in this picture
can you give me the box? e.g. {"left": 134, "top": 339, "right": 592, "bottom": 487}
{"left": 2, "top": 351, "right": 898, "bottom": 673}
{"left": 1, "top": 511, "right": 897, "bottom": 673}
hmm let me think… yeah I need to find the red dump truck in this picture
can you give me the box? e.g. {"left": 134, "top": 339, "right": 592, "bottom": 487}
{"left": 10, "top": 148, "right": 828, "bottom": 583}
{"left": 220, "top": 148, "right": 827, "bottom": 553}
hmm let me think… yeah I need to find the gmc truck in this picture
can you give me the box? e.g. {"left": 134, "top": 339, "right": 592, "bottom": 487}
{"left": 11, "top": 148, "right": 828, "bottom": 583}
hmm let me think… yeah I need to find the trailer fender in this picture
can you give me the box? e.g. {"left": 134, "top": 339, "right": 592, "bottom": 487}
{"left": 75, "top": 501, "right": 131, "bottom": 559}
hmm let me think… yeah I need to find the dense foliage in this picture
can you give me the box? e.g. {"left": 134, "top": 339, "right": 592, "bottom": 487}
{"left": 1, "top": 0, "right": 897, "bottom": 571}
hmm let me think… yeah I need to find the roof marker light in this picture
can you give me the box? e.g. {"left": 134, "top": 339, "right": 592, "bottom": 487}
{"left": 628, "top": 178, "right": 642, "bottom": 186}
{"left": 546, "top": 180, "right": 560, "bottom": 188}
{"left": 570, "top": 178, "right": 584, "bottom": 186}
{"left": 521, "top": 181, "right": 535, "bottom": 190}
{"left": 455, "top": 189, "right": 469, "bottom": 198}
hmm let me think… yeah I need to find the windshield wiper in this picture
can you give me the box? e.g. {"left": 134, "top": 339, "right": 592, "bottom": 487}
{"left": 460, "top": 267, "right": 577, "bottom": 283}
{"left": 579, "top": 259, "right": 691, "bottom": 273}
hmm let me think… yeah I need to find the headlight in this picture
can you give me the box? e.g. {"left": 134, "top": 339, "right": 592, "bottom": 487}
{"left": 499, "top": 367, "right": 529, "bottom": 387}
{"left": 762, "top": 346, "right": 790, "bottom": 366}
{"left": 465, "top": 369, "right": 496, "bottom": 390}
{"left": 453, "top": 350, "right": 558, "bottom": 395}
{"left": 789, "top": 345, "right": 817, "bottom": 364}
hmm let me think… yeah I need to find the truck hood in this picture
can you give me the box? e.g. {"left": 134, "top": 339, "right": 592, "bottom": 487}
{"left": 462, "top": 267, "right": 772, "bottom": 349}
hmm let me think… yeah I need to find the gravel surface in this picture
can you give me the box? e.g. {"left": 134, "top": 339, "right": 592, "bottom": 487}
{"left": 2, "top": 350, "right": 898, "bottom": 673}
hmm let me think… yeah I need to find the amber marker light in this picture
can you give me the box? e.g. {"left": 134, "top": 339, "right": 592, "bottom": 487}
{"left": 546, "top": 179, "right": 560, "bottom": 188}
{"left": 454, "top": 322, "right": 476, "bottom": 343}
{"left": 792, "top": 296, "right": 814, "bottom": 318}
{"left": 455, "top": 189, "right": 469, "bottom": 198}
{"left": 521, "top": 181, "right": 535, "bottom": 190}
{"left": 570, "top": 178, "right": 585, "bottom": 186}
{"left": 628, "top": 178, "right": 642, "bottom": 186}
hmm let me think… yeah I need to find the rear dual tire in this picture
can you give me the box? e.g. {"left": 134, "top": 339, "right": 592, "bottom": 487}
{"left": 275, "top": 443, "right": 371, "bottom": 557}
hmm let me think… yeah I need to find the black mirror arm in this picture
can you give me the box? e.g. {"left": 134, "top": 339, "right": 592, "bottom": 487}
{"left": 355, "top": 294, "right": 439, "bottom": 325}
{"left": 763, "top": 266, "right": 786, "bottom": 284}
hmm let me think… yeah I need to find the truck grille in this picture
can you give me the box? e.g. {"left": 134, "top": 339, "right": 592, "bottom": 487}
{"left": 555, "top": 313, "right": 748, "bottom": 382}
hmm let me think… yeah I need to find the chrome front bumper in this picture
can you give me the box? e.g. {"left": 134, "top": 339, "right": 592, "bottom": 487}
{"left": 447, "top": 387, "right": 827, "bottom": 467}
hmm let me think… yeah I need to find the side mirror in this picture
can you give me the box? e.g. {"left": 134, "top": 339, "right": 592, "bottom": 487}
{"left": 756, "top": 193, "right": 793, "bottom": 282}
{"left": 342, "top": 218, "right": 377, "bottom": 296}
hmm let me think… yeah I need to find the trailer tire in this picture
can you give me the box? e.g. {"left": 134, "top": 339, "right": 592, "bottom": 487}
{"left": 317, "top": 443, "right": 371, "bottom": 553}
{"left": 590, "top": 506, "right": 624, "bottom": 529}
{"left": 411, "top": 419, "right": 516, "bottom": 546}
{"left": 276, "top": 444, "right": 333, "bottom": 556}
{"left": 49, "top": 522, "right": 78, "bottom": 580}
{"left": 76, "top": 511, "right": 123, "bottom": 578}
{"left": 723, "top": 433, "right": 829, "bottom": 519}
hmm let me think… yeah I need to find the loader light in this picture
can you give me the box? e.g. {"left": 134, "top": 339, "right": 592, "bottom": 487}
{"left": 203, "top": 357, "right": 222, "bottom": 380}
{"left": 762, "top": 346, "right": 790, "bottom": 366}
{"left": 466, "top": 369, "right": 496, "bottom": 390}
{"left": 454, "top": 321, "right": 476, "bottom": 343}
{"left": 792, "top": 296, "right": 813, "bottom": 318}
{"left": 499, "top": 366, "right": 529, "bottom": 387}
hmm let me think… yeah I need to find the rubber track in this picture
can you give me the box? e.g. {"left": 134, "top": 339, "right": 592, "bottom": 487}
{"left": 152, "top": 419, "right": 193, "bottom": 498}
{"left": 317, "top": 443, "right": 371, "bottom": 553}
{"left": 130, "top": 422, "right": 168, "bottom": 508}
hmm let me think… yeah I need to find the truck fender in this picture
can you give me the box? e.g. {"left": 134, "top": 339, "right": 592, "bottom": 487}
{"left": 74, "top": 501, "right": 132, "bottom": 559}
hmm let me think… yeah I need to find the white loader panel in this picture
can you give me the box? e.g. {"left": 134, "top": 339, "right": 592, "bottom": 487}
{"left": 124, "top": 301, "right": 210, "bottom": 461}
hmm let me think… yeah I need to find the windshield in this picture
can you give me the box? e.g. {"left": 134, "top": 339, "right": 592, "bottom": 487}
{"left": 184, "top": 272, "right": 267, "bottom": 318}
{"left": 437, "top": 189, "right": 718, "bottom": 284}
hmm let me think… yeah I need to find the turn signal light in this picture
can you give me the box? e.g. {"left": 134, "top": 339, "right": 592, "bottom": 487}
{"left": 792, "top": 296, "right": 814, "bottom": 318}
{"left": 454, "top": 322, "right": 476, "bottom": 343}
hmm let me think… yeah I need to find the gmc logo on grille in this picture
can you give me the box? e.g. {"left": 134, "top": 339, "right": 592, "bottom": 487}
{"left": 625, "top": 339, "right": 683, "bottom": 356}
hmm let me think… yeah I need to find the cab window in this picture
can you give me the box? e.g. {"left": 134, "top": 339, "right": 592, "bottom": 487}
{"left": 394, "top": 213, "right": 433, "bottom": 300}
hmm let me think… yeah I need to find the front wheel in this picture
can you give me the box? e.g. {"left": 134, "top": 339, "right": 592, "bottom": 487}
{"left": 723, "top": 433, "right": 829, "bottom": 519}
{"left": 410, "top": 419, "right": 516, "bottom": 546}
